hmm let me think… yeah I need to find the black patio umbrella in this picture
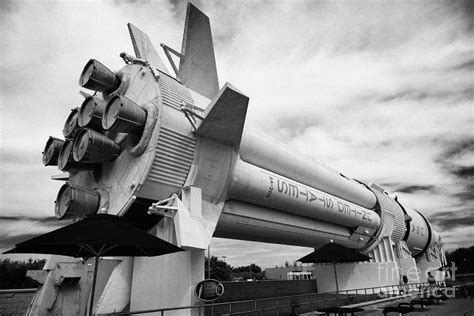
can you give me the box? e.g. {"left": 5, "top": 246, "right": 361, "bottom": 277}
{"left": 297, "top": 243, "right": 371, "bottom": 294}
{"left": 4, "top": 213, "right": 184, "bottom": 315}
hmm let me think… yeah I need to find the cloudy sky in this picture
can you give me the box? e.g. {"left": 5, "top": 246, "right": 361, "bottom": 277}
{"left": 1, "top": 0, "right": 473, "bottom": 268}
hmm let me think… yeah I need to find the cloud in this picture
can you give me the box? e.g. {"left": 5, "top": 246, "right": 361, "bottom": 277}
{"left": 452, "top": 166, "right": 474, "bottom": 178}
{"left": 434, "top": 137, "right": 474, "bottom": 204}
{"left": 438, "top": 138, "right": 474, "bottom": 162}
{"left": 451, "top": 58, "right": 474, "bottom": 72}
{"left": 1, "top": 233, "right": 48, "bottom": 248}
{"left": 1, "top": 0, "right": 473, "bottom": 267}
{"left": 441, "top": 227, "right": 474, "bottom": 251}
{"left": 389, "top": 185, "right": 437, "bottom": 195}
{"left": 429, "top": 209, "right": 474, "bottom": 232}
{"left": 0, "top": 0, "right": 18, "bottom": 13}
{"left": 211, "top": 238, "right": 312, "bottom": 269}
{"left": 0, "top": 216, "right": 69, "bottom": 249}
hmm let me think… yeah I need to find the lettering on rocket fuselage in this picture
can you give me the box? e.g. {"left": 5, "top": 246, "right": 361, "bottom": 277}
{"left": 411, "top": 223, "right": 425, "bottom": 237}
{"left": 266, "top": 175, "right": 372, "bottom": 222}
{"left": 277, "top": 179, "right": 300, "bottom": 198}
{"left": 266, "top": 176, "right": 274, "bottom": 198}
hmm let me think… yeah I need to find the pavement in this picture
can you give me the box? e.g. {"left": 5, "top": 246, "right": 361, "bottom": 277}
{"left": 0, "top": 289, "right": 37, "bottom": 316}
{"left": 357, "top": 298, "right": 474, "bottom": 315}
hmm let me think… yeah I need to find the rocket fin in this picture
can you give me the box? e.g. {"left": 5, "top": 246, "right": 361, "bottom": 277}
{"left": 179, "top": 3, "right": 219, "bottom": 100}
{"left": 196, "top": 83, "right": 249, "bottom": 149}
{"left": 127, "top": 23, "right": 169, "bottom": 75}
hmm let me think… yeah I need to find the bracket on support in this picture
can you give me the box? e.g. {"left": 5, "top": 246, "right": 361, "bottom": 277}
{"left": 120, "top": 52, "right": 149, "bottom": 67}
{"left": 51, "top": 173, "right": 69, "bottom": 181}
{"left": 148, "top": 195, "right": 179, "bottom": 218}
{"left": 119, "top": 51, "right": 162, "bottom": 78}
{"left": 160, "top": 43, "right": 184, "bottom": 79}
{"left": 180, "top": 101, "right": 204, "bottom": 132}
{"left": 148, "top": 187, "right": 218, "bottom": 250}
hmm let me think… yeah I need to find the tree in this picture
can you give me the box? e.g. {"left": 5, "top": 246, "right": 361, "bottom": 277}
{"left": 446, "top": 246, "right": 474, "bottom": 274}
{"left": 204, "top": 256, "right": 233, "bottom": 281}
{"left": 0, "top": 258, "right": 46, "bottom": 289}
{"left": 204, "top": 256, "right": 265, "bottom": 281}
{"left": 232, "top": 263, "right": 264, "bottom": 280}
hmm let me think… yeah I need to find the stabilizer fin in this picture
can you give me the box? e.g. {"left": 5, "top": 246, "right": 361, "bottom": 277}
{"left": 179, "top": 3, "right": 219, "bottom": 100}
{"left": 196, "top": 83, "right": 249, "bottom": 149}
{"left": 127, "top": 23, "right": 169, "bottom": 75}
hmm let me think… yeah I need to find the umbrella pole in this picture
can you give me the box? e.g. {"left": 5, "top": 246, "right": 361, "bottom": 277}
{"left": 89, "top": 256, "right": 99, "bottom": 316}
{"left": 333, "top": 262, "right": 339, "bottom": 307}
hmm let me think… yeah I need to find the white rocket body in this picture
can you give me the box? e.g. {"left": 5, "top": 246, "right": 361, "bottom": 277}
{"left": 33, "top": 3, "right": 445, "bottom": 315}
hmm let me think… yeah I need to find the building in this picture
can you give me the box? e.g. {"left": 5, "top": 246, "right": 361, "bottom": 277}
{"left": 265, "top": 266, "right": 315, "bottom": 280}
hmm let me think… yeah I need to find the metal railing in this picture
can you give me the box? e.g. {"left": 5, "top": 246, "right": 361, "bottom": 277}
{"left": 0, "top": 288, "right": 37, "bottom": 294}
{"left": 100, "top": 281, "right": 437, "bottom": 315}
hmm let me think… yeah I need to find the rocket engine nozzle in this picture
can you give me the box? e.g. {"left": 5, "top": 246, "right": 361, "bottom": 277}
{"left": 102, "top": 95, "right": 146, "bottom": 133}
{"left": 63, "top": 108, "right": 81, "bottom": 139}
{"left": 78, "top": 96, "right": 106, "bottom": 131}
{"left": 42, "top": 137, "right": 65, "bottom": 166}
{"left": 58, "top": 140, "right": 94, "bottom": 172}
{"left": 72, "top": 129, "right": 121, "bottom": 163}
{"left": 55, "top": 183, "right": 100, "bottom": 219}
{"left": 79, "top": 59, "right": 120, "bottom": 94}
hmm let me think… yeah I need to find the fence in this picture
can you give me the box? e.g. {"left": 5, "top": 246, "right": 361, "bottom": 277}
{"left": 101, "top": 282, "right": 433, "bottom": 315}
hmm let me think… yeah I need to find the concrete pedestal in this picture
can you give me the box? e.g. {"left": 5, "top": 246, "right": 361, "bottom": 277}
{"left": 130, "top": 218, "right": 205, "bottom": 316}
{"left": 416, "top": 257, "right": 443, "bottom": 282}
{"left": 397, "top": 257, "right": 421, "bottom": 283}
{"left": 314, "top": 262, "right": 400, "bottom": 292}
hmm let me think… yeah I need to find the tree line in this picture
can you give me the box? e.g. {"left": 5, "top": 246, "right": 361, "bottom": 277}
{"left": 0, "top": 246, "right": 472, "bottom": 288}
{"left": 204, "top": 256, "right": 264, "bottom": 281}
{"left": 203, "top": 245, "right": 474, "bottom": 282}
{"left": 445, "top": 246, "right": 474, "bottom": 274}
{"left": 0, "top": 258, "right": 46, "bottom": 289}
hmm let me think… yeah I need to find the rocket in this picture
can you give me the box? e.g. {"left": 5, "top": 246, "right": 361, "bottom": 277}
{"left": 34, "top": 3, "right": 449, "bottom": 314}
{"left": 43, "top": 3, "right": 441, "bottom": 269}
{"left": 43, "top": 3, "right": 442, "bottom": 260}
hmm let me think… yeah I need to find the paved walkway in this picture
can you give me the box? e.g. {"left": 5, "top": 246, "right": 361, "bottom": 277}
{"left": 0, "top": 289, "right": 36, "bottom": 316}
{"left": 360, "top": 298, "right": 474, "bottom": 315}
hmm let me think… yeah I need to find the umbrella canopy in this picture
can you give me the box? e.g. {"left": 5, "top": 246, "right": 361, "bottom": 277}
{"left": 298, "top": 242, "right": 371, "bottom": 264}
{"left": 297, "top": 243, "right": 371, "bottom": 300}
{"left": 4, "top": 213, "right": 183, "bottom": 315}
{"left": 4, "top": 213, "right": 183, "bottom": 257}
